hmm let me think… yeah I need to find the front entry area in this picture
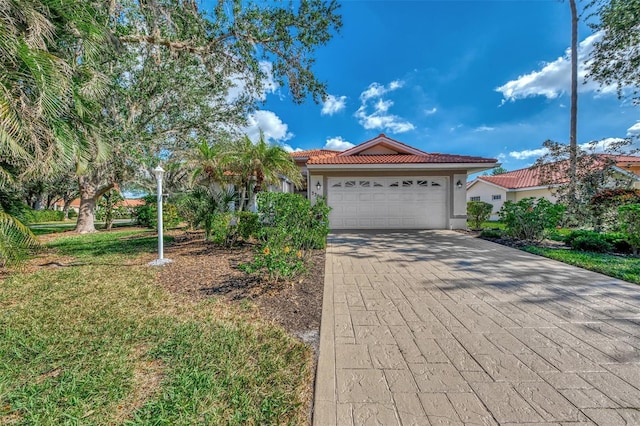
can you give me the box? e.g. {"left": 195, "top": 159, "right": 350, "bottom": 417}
{"left": 327, "top": 177, "right": 447, "bottom": 229}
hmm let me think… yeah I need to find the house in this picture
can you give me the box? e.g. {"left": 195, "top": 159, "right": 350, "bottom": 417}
{"left": 295, "top": 134, "right": 497, "bottom": 230}
{"left": 467, "top": 155, "right": 640, "bottom": 220}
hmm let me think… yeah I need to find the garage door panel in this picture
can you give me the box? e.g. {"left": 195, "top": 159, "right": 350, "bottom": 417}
{"left": 327, "top": 177, "right": 447, "bottom": 229}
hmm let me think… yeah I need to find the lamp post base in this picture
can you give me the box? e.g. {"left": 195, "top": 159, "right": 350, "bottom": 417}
{"left": 148, "top": 258, "right": 173, "bottom": 266}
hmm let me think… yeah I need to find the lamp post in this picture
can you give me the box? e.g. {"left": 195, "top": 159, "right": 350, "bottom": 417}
{"left": 149, "top": 165, "right": 172, "bottom": 266}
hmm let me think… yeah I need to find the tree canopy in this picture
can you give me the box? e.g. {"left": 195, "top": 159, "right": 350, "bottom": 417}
{"left": 588, "top": 0, "right": 640, "bottom": 102}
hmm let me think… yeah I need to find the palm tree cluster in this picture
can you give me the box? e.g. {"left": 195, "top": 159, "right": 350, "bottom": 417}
{"left": 188, "top": 133, "right": 302, "bottom": 212}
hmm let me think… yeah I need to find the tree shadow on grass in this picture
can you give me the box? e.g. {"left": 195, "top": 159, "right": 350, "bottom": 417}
{"left": 48, "top": 233, "right": 172, "bottom": 259}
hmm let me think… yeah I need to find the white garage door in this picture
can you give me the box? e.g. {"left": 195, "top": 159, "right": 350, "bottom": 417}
{"left": 327, "top": 177, "right": 447, "bottom": 229}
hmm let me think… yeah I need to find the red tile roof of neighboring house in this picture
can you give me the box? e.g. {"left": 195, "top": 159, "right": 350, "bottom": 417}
{"left": 307, "top": 153, "right": 497, "bottom": 165}
{"left": 290, "top": 149, "right": 340, "bottom": 159}
{"left": 478, "top": 154, "right": 640, "bottom": 189}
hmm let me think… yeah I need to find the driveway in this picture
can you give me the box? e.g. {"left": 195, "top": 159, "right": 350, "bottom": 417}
{"left": 314, "top": 230, "right": 640, "bottom": 425}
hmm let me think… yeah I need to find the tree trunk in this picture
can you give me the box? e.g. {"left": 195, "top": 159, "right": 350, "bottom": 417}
{"left": 569, "top": 0, "right": 579, "bottom": 211}
{"left": 76, "top": 175, "right": 114, "bottom": 234}
{"left": 63, "top": 203, "right": 71, "bottom": 220}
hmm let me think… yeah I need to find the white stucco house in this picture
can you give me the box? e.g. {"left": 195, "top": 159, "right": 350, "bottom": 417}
{"left": 467, "top": 155, "right": 640, "bottom": 220}
{"left": 291, "top": 134, "right": 497, "bottom": 230}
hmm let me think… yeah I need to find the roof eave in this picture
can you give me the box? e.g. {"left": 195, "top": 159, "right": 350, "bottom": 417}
{"left": 307, "top": 162, "right": 496, "bottom": 172}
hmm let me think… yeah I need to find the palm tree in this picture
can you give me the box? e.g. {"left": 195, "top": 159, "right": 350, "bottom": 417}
{"left": 226, "top": 132, "right": 303, "bottom": 211}
{"left": 0, "top": 0, "right": 109, "bottom": 258}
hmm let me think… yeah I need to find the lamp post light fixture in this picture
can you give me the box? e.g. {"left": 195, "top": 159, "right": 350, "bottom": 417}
{"left": 456, "top": 180, "right": 463, "bottom": 189}
{"left": 148, "top": 165, "right": 172, "bottom": 266}
{"left": 316, "top": 181, "right": 322, "bottom": 191}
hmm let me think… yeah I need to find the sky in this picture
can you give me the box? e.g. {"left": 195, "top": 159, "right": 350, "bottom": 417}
{"left": 233, "top": 1, "right": 640, "bottom": 173}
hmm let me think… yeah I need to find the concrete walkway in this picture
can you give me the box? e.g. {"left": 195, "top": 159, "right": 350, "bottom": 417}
{"left": 314, "top": 230, "right": 640, "bottom": 425}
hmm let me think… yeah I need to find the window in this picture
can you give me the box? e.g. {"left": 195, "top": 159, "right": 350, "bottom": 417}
{"left": 402, "top": 180, "right": 414, "bottom": 187}
{"left": 431, "top": 181, "right": 441, "bottom": 187}
{"left": 331, "top": 182, "right": 342, "bottom": 188}
{"left": 344, "top": 180, "right": 356, "bottom": 188}
{"left": 373, "top": 181, "right": 384, "bottom": 187}
{"left": 470, "top": 196, "right": 481, "bottom": 202}
{"left": 492, "top": 194, "right": 502, "bottom": 200}
{"left": 417, "top": 180, "right": 429, "bottom": 187}
{"left": 359, "top": 180, "right": 370, "bottom": 187}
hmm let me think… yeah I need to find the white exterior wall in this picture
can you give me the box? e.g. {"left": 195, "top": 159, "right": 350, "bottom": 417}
{"left": 467, "top": 181, "right": 507, "bottom": 221}
{"left": 468, "top": 182, "right": 558, "bottom": 221}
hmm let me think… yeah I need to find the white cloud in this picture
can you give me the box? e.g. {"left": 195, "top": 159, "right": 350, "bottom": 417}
{"left": 627, "top": 122, "right": 640, "bottom": 136}
{"left": 281, "top": 144, "right": 303, "bottom": 153}
{"left": 497, "top": 32, "right": 617, "bottom": 103}
{"left": 473, "top": 126, "right": 495, "bottom": 132}
{"left": 243, "top": 110, "right": 293, "bottom": 143}
{"left": 228, "top": 61, "right": 278, "bottom": 102}
{"left": 580, "top": 137, "right": 629, "bottom": 153}
{"left": 355, "top": 80, "right": 415, "bottom": 134}
{"left": 424, "top": 107, "right": 438, "bottom": 115}
{"left": 321, "top": 95, "right": 347, "bottom": 116}
{"left": 509, "top": 147, "right": 549, "bottom": 160}
{"left": 324, "top": 136, "right": 355, "bottom": 151}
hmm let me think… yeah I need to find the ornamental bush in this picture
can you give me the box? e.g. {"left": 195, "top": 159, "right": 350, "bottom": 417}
{"left": 569, "top": 232, "right": 613, "bottom": 253}
{"left": 590, "top": 188, "right": 640, "bottom": 231}
{"left": 618, "top": 204, "right": 640, "bottom": 256}
{"left": 498, "top": 198, "right": 565, "bottom": 241}
{"left": 240, "top": 192, "right": 331, "bottom": 283}
{"left": 134, "top": 195, "right": 181, "bottom": 230}
{"left": 467, "top": 201, "right": 493, "bottom": 230}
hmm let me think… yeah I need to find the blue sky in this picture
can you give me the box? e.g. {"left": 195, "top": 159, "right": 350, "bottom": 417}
{"left": 237, "top": 1, "right": 639, "bottom": 172}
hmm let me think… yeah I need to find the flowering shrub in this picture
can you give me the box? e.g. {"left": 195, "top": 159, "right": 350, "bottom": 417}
{"left": 498, "top": 198, "right": 565, "bottom": 241}
{"left": 240, "top": 192, "right": 331, "bottom": 283}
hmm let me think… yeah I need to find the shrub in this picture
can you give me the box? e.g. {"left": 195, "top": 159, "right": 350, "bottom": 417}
{"left": 569, "top": 233, "right": 613, "bottom": 253}
{"left": 564, "top": 229, "right": 633, "bottom": 253}
{"left": 235, "top": 211, "right": 260, "bottom": 240}
{"left": 467, "top": 201, "right": 493, "bottom": 230}
{"left": 619, "top": 204, "right": 640, "bottom": 255}
{"left": 23, "top": 209, "right": 64, "bottom": 224}
{"left": 590, "top": 188, "right": 640, "bottom": 231}
{"left": 176, "top": 188, "right": 236, "bottom": 241}
{"left": 240, "top": 193, "right": 330, "bottom": 283}
{"left": 480, "top": 229, "right": 502, "bottom": 239}
{"left": 498, "top": 198, "right": 565, "bottom": 241}
{"left": 134, "top": 195, "right": 181, "bottom": 230}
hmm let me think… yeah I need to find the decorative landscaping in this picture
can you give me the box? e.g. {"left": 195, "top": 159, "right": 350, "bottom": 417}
{"left": 0, "top": 225, "right": 326, "bottom": 424}
{"left": 469, "top": 194, "right": 640, "bottom": 285}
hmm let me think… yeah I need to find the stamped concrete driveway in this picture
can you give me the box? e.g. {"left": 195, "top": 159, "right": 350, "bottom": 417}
{"left": 314, "top": 230, "right": 640, "bottom": 425}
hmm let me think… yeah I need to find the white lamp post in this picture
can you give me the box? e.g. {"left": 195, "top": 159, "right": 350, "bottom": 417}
{"left": 149, "top": 165, "right": 172, "bottom": 266}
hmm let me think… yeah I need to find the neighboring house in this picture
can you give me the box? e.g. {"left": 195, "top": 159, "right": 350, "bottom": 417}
{"left": 467, "top": 155, "right": 640, "bottom": 220}
{"left": 294, "top": 134, "right": 497, "bottom": 230}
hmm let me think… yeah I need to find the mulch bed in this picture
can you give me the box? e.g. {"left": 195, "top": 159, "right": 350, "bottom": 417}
{"left": 159, "top": 231, "right": 325, "bottom": 353}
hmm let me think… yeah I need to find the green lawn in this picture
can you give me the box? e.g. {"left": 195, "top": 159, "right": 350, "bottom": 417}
{"left": 523, "top": 246, "right": 640, "bottom": 284}
{"left": 0, "top": 230, "right": 312, "bottom": 425}
{"left": 467, "top": 220, "right": 506, "bottom": 231}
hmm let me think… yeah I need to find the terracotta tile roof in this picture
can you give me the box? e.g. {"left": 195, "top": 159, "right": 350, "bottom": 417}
{"left": 307, "top": 153, "right": 497, "bottom": 165}
{"left": 290, "top": 149, "right": 339, "bottom": 159}
{"left": 338, "top": 133, "right": 429, "bottom": 157}
{"left": 478, "top": 154, "right": 640, "bottom": 189}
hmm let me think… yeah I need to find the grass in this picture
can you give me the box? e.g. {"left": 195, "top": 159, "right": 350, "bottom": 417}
{"left": 0, "top": 229, "right": 312, "bottom": 425}
{"left": 467, "top": 220, "right": 506, "bottom": 231}
{"left": 523, "top": 246, "right": 640, "bottom": 284}
{"left": 29, "top": 221, "right": 135, "bottom": 236}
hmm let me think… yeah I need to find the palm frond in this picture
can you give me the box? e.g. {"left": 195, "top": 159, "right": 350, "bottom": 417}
{"left": 0, "top": 211, "right": 40, "bottom": 267}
